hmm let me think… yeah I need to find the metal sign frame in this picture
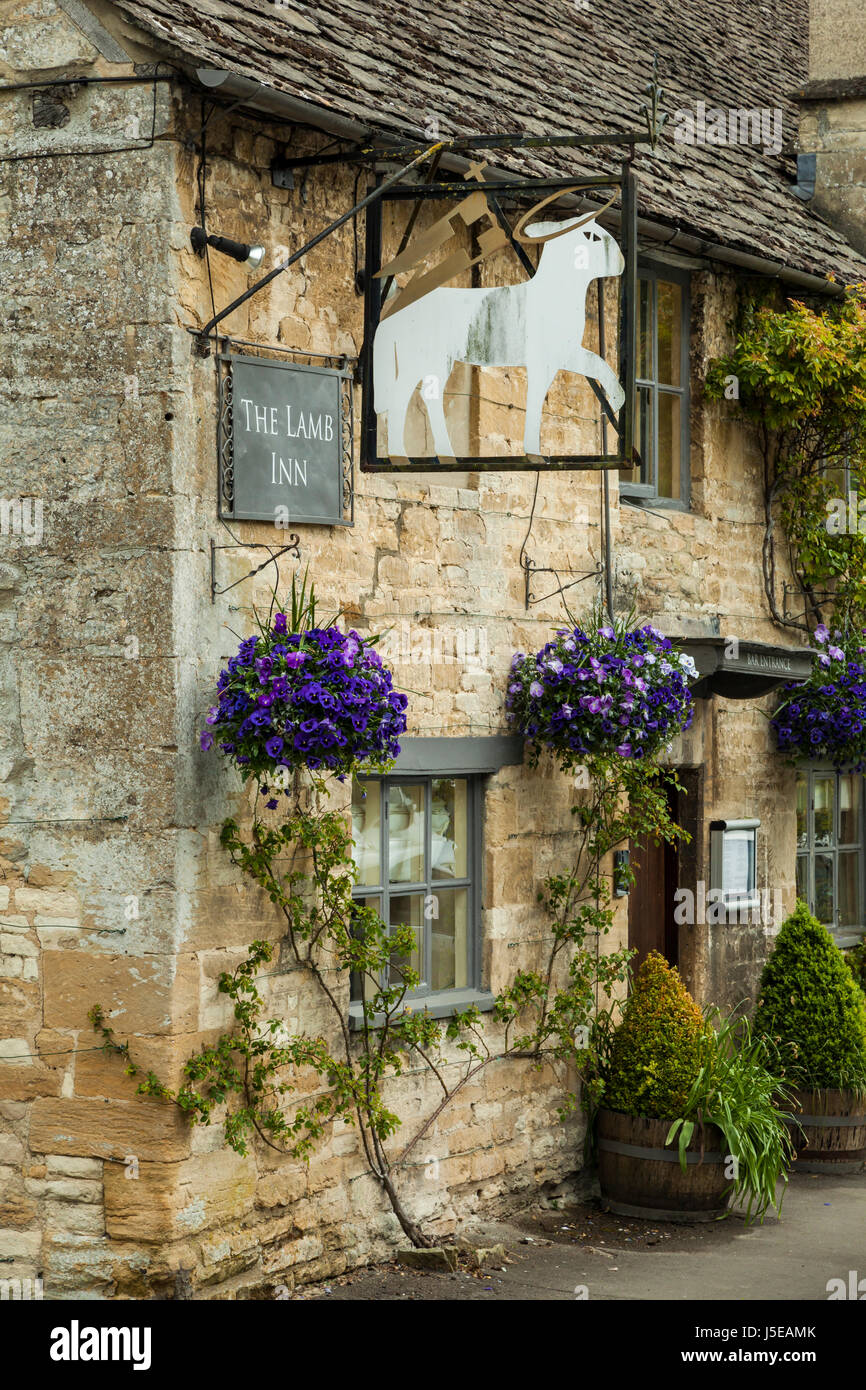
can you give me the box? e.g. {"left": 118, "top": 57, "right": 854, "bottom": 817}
{"left": 359, "top": 161, "right": 638, "bottom": 474}
{"left": 217, "top": 346, "right": 354, "bottom": 526}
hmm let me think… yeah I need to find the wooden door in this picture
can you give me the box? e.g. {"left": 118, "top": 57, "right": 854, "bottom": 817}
{"left": 628, "top": 789, "right": 679, "bottom": 970}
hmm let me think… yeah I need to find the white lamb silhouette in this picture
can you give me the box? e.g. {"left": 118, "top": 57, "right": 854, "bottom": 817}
{"left": 373, "top": 217, "right": 625, "bottom": 460}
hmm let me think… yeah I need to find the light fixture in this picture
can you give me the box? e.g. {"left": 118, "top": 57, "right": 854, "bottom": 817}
{"left": 190, "top": 226, "right": 266, "bottom": 268}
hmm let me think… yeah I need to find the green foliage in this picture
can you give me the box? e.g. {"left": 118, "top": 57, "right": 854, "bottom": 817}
{"left": 667, "top": 1013, "right": 795, "bottom": 1222}
{"left": 753, "top": 900, "right": 866, "bottom": 1092}
{"left": 91, "top": 603, "right": 688, "bottom": 1244}
{"left": 91, "top": 750, "right": 684, "bottom": 1242}
{"left": 706, "top": 286, "right": 866, "bottom": 632}
{"left": 597, "top": 955, "right": 795, "bottom": 1221}
{"left": 603, "top": 952, "right": 709, "bottom": 1119}
{"left": 846, "top": 938, "right": 866, "bottom": 993}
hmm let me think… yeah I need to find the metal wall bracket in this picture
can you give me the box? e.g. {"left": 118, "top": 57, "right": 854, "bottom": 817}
{"left": 209, "top": 534, "right": 301, "bottom": 604}
{"left": 522, "top": 555, "right": 603, "bottom": 609}
{"left": 271, "top": 157, "right": 295, "bottom": 190}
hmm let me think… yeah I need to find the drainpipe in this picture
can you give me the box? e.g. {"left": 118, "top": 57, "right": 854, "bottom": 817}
{"left": 597, "top": 289, "right": 615, "bottom": 623}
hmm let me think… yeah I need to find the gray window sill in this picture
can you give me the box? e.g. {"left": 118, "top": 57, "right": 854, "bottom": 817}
{"left": 349, "top": 987, "right": 496, "bottom": 1030}
{"left": 620, "top": 492, "right": 690, "bottom": 514}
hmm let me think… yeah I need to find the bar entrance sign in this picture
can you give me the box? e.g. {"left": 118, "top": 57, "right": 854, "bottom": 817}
{"left": 219, "top": 355, "right": 349, "bottom": 524}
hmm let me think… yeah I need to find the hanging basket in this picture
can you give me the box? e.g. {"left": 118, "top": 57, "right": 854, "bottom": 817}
{"left": 772, "top": 625, "right": 866, "bottom": 771}
{"left": 506, "top": 615, "right": 695, "bottom": 769}
{"left": 200, "top": 613, "right": 407, "bottom": 788}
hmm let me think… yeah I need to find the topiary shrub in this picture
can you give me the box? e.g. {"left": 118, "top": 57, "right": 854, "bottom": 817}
{"left": 753, "top": 900, "right": 866, "bottom": 1093}
{"left": 604, "top": 952, "right": 709, "bottom": 1118}
{"left": 845, "top": 939, "right": 866, "bottom": 995}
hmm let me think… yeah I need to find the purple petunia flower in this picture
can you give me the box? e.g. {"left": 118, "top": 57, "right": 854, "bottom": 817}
{"left": 200, "top": 613, "right": 407, "bottom": 778}
{"left": 507, "top": 619, "right": 693, "bottom": 766}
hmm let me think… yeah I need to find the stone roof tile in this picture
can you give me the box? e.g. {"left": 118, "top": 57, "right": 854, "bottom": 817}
{"left": 110, "top": 0, "right": 866, "bottom": 280}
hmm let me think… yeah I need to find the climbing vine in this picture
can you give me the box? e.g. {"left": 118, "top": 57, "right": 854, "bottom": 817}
{"left": 706, "top": 283, "right": 866, "bottom": 636}
{"left": 91, "top": 587, "right": 686, "bottom": 1248}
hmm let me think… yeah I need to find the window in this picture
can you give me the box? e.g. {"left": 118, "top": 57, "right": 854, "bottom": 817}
{"left": 796, "top": 767, "right": 866, "bottom": 946}
{"left": 621, "top": 265, "right": 690, "bottom": 505}
{"left": 350, "top": 775, "right": 485, "bottom": 1011}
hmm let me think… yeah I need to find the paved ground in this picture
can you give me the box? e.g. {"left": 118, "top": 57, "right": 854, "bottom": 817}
{"left": 295, "top": 1171, "right": 866, "bottom": 1301}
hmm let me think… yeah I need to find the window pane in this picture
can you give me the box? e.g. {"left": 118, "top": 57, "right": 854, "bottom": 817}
{"left": 634, "top": 385, "right": 653, "bottom": 485}
{"left": 351, "top": 779, "right": 381, "bottom": 887}
{"left": 796, "top": 774, "right": 809, "bottom": 849}
{"left": 637, "top": 278, "right": 652, "bottom": 380}
{"left": 388, "top": 893, "right": 425, "bottom": 987}
{"left": 657, "top": 281, "right": 683, "bottom": 386}
{"left": 431, "top": 778, "right": 468, "bottom": 881}
{"left": 388, "top": 783, "right": 425, "bottom": 883}
{"left": 657, "top": 392, "right": 681, "bottom": 500}
{"left": 430, "top": 888, "right": 469, "bottom": 991}
{"left": 814, "top": 776, "right": 835, "bottom": 848}
{"left": 839, "top": 852, "right": 861, "bottom": 928}
{"left": 350, "top": 896, "right": 382, "bottom": 1002}
{"left": 815, "top": 853, "right": 834, "bottom": 925}
{"left": 796, "top": 854, "right": 808, "bottom": 901}
{"left": 839, "top": 774, "right": 860, "bottom": 845}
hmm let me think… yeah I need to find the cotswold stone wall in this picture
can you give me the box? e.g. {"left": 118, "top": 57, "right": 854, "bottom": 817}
{"left": 798, "top": 93, "right": 866, "bottom": 260}
{"left": 1, "top": 3, "right": 801, "bottom": 1298}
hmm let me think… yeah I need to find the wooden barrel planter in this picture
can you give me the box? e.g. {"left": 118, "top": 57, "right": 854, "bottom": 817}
{"left": 596, "top": 1107, "right": 731, "bottom": 1222}
{"left": 789, "top": 1089, "right": 866, "bottom": 1175}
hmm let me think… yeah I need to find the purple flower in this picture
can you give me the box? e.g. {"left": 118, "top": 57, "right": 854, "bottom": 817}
{"left": 200, "top": 614, "right": 407, "bottom": 777}
{"left": 507, "top": 618, "right": 693, "bottom": 765}
{"left": 828, "top": 645, "right": 844, "bottom": 661}
{"left": 815, "top": 624, "right": 829, "bottom": 644}
{"left": 200, "top": 730, "right": 213, "bottom": 751}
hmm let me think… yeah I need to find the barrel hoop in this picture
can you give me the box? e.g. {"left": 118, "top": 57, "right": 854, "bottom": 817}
{"left": 601, "top": 1199, "right": 729, "bottom": 1223}
{"left": 598, "top": 1137, "right": 723, "bottom": 1165}
{"left": 794, "top": 1159, "right": 865, "bottom": 1174}
{"left": 796, "top": 1146, "right": 866, "bottom": 1161}
{"left": 792, "top": 1113, "right": 866, "bottom": 1128}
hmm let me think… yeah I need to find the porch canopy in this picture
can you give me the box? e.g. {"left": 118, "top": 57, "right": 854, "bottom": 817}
{"left": 680, "top": 637, "right": 813, "bottom": 700}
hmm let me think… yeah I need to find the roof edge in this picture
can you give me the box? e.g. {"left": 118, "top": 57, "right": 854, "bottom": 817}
{"left": 194, "top": 67, "right": 846, "bottom": 296}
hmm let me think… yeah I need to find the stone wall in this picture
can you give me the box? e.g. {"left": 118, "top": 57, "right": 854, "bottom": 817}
{"left": 0, "top": 2, "right": 806, "bottom": 1298}
{"left": 798, "top": 92, "right": 866, "bottom": 259}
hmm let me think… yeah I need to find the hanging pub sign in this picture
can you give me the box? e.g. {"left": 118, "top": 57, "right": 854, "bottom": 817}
{"left": 218, "top": 353, "right": 353, "bottom": 525}
{"left": 359, "top": 160, "right": 638, "bottom": 473}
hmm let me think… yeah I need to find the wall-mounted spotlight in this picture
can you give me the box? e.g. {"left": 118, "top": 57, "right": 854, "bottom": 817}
{"left": 190, "top": 226, "right": 266, "bottom": 268}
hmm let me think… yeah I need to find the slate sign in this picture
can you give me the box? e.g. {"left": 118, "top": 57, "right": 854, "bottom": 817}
{"left": 223, "top": 355, "right": 347, "bottom": 524}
